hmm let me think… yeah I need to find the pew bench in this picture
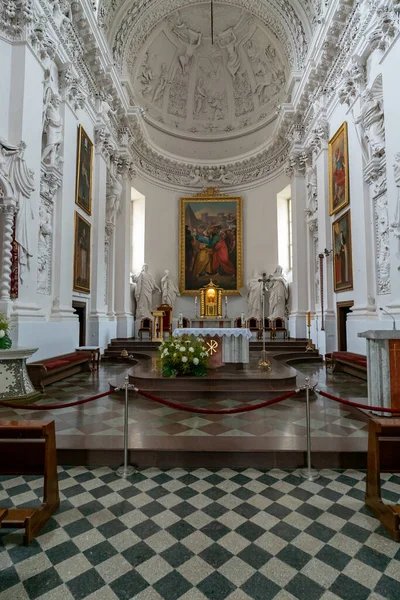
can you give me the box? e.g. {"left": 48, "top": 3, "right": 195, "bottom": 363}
{"left": 332, "top": 351, "right": 367, "bottom": 381}
{"left": 27, "top": 351, "right": 92, "bottom": 391}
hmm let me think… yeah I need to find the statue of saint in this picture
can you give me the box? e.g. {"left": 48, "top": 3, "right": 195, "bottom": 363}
{"left": 268, "top": 266, "right": 289, "bottom": 320}
{"left": 355, "top": 89, "right": 385, "bottom": 158}
{"left": 161, "top": 270, "right": 180, "bottom": 309}
{"left": 135, "top": 264, "right": 161, "bottom": 320}
{"left": 42, "top": 94, "right": 63, "bottom": 166}
{"left": 246, "top": 270, "right": 263, "bottom": 321}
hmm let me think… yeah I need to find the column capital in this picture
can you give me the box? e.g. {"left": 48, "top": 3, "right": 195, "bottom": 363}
{"left": 285, "top": 150, "right": 308, "bottom": 178}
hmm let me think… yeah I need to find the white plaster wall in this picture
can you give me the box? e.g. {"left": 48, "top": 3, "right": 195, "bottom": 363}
{"left": 0, "top": 39, "right": 12, "bottom": 138}
{"left": 132, "top": 173, "right": 286, "bottom": 321}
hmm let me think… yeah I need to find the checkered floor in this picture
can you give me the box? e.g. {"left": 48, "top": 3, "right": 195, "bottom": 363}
{"left": 1, "top": 467, "right": 399, "bottom": 600}
{"left": 0, "top": 362, "right": 369, "bottom": 442}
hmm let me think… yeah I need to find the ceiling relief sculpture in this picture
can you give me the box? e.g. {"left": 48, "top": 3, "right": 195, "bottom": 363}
{"left": 132, "top": 5, "right": 288, "bottom": 140}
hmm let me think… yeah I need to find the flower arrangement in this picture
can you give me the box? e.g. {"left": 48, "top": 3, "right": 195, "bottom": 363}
{"left": 0, "top": 313, "right": 12, "bottom": 349}
{"left": 158, "top": 335, "right": 209, "bottom": 377}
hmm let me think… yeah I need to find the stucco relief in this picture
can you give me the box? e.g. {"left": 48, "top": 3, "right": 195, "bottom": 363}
{"left": 374, "top": 189, "right": 391, "bottom": 295}
{"left": 37, "top": 197, "right": 53, "bottom": 295}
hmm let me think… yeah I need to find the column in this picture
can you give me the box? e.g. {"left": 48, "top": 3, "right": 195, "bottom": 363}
{"left": 315, "top": 139, "right": 336, "bottom": 354}
{"left": 105, "top": 224, "right": 116, "bottom": 317}
{"left": 50, "top": 100, "right": 77, "bottom": 321}
{"left": 114, "top": 172, "right": 134, "bottom": 338}
{"left": 0, "top": 202, "right": 17, "bottom": 318}
{"left": 287, "top": 150, "right": 308, "bottom": 338}
{"left": 87, "top": 141, "right": 109, "bottom": 345}
{"left": 8, "top": 43, "right": 44, "bottom": 320}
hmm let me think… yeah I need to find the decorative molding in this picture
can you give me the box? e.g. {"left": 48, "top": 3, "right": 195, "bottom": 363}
{"left": 37, "top": 164, "right": 62, "bottom": 295}
{"left": 285, "top": 149, "right": 308, "bottom": 177}
{"left": 390, "top": 152, "right": 400, "bottom": 258}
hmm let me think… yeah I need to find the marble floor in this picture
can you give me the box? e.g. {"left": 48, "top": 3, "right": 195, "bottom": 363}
{"left": 0, "top": 361, "right": 369, "bottom": 459}
{"left": 1, "top": 466, "right": 399, "bottom": 600}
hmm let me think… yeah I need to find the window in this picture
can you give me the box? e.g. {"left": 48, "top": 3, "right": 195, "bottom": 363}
{"left": 277, "top": 184, "right": 292, "bottom": 274}
{"left": 287, "top": 197, "right": 293, "bottom": 271}
{"left": 131, "top": 187, "right": 145, "bottom": 275}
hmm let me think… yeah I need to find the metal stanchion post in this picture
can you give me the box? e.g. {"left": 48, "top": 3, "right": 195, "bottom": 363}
{"left": 299, "top": 377, "right": 319, "bottom": 482}
{"left": 117, "top": 376, "right": 136, "bottom": 478}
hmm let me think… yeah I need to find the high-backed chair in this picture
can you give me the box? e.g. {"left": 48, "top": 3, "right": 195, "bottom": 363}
{"left": 157, "top": 304, "right": 173, "bottom": 337}
{"left": 181, "top": 317, "right": 191, "bottom": 328}
{"left": 246, "top": 318, "right": 262, "bottom": 340}
{"left": 263, "top": 318, "right": 274, "bottom": 340}
{"left": 234, "top": 317, "right": 242, "bottom": 328}
{"left": 138, "top": 318, "right": 152, "bottom": 340}
{"left": 272, "top": 317, "right": 288, "bottom": 340}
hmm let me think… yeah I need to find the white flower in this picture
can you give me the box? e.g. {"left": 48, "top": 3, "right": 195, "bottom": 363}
{"left": 180, "top": 346, "right": 186, "bottom": 352}
{"left": 163, "top": 349, "right": 169, "bottom": 356}
{"left": 173, "top": 353, "right": 177, "bottom": 358}
{"left": 193, "top": 357, "right": 199, "bottom": 365}
{"left": 0, "top": 330, "right": 5, "bottom": 338}
{"left": 182, "top": 356, "right": 188, "bottom": 363}
{"left": 189, "top": 347, "right": 194, "bottom": 353}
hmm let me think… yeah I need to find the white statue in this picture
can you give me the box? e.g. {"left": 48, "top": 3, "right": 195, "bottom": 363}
{"left": 161, "top": 270, "right": 180, "bottom": 309}
{"left": 194, "top": 77, "right": 207, "bottom": 116}
{"left": 106, "top": 160, "right": 123, "bottom": 224}
{"left": 355, "top": 89, "right": 385, "bottom": 158}
{"left": 172, "top": 19, "right": 202, "bottom": 75}
{"left": 98, "top": 93, "right": 117, "bottom": 122}
{"left": 139, "top": 51, "right": 153, "bottom": 96}
{"left": 217, "top": 28, "right": 241, "bottom": 79}
{"left": 135, "top": 263, "right": 161, "bottom": 320}
{"left": 268, "top": 266, "right": 289, "bottom": 320}
{"left": 42, "top": 94, "right": 63, "bottom": 166}
{"left": 52, "top": 0, "right": 71, "bottom": 29}
{"left": 152, "top": 63, "right": 168, "bottom": 103}
{"left": 306, "top": 166, "right": 317, "bottom": 215}
{"left": 246, "top": 270, "right": 263, "bottom": 321}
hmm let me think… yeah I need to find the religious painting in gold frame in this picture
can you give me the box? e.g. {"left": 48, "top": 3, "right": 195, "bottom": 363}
{"left": 179, "top": 188, "right": 243, "bottom": 295}
{"left": 332, "top": 209, "right": 353, "bottom": 293}
{"left": 73, "top": 212, "right": 91, "bottom": 294}
{"left": 75, "top": 125, "right": 94, "bottom": 216}
{"left": 328, "top": 121, "right": 349, "bottom": 216}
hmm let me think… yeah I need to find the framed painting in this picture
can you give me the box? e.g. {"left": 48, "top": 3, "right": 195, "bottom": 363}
{"left": 333, "top": 209, "right": 353, "bottom": 292}
{"left": 75, "top": 125, "right": 94, "bottom": 215}
{"left": 179, "top": 188, "right": 243, "bottom": 295}
{"left": 73, "top": 212, "right": 91, "bottom": 294}
{"left": 328, "top": 122, "right": 349, "bottom": 216}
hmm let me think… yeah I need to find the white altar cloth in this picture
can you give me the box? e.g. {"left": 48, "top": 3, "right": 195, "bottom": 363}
{"left": 173, "top": 328, "right": 251, "bottom": 363}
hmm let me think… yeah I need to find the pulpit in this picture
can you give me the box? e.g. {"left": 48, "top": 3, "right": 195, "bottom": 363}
{"left": 358, "top": 330, "right": 400, "bottom": 412}
{"left": 151, "top": 310, "right": 165, "bottom": 342}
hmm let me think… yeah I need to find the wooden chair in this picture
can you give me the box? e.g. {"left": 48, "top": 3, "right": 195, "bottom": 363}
{"left": 0, "top": 420, "right": 60, "bottom": 545}
{"left": 271, "top": 317, "right": 288, "bottom": 340}
{"left": 234, "top": 317, "right": 242, "bottom": 328}
{"left": 246, "top": 318, "right": 262, "bottom": 340}
{"left": 365, "top": 416, "right": 400, "bottom": 541}
{"left": 157, "top": 304, "right": 173, "bottom": 337}
{"left": 262, "top": 318, "right": 274, "bottom": 341}
{"left": 138, "top": 318, "right": 152, "bottom": 340}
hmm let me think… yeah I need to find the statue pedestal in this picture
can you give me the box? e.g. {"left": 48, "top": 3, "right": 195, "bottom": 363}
{"left": 358, "top": 330, "right": 400, "bottom": 412}
{"left": 0, "top": 348, "right": 40, "bottom": 404}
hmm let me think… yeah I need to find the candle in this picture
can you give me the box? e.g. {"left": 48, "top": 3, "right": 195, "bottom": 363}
{"left": 241, "top": 312, "right": 245, "bottom": 326}
{"left": 307, "top": 311, "right": 311, "bottom": 327}
{"left": 225, "top": 296, "right": 228, "bottom": 305}
{"left": 195, "top": 296, "right": 198, "bottom": 305}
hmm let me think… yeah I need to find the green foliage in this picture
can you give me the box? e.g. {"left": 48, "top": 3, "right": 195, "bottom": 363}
{"left": 158, "top": 335, "right": 209, "bottom": 377}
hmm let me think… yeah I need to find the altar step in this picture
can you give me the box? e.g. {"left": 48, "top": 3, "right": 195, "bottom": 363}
{"left": 103, "top": 338, "right": 318, "bottom": 360}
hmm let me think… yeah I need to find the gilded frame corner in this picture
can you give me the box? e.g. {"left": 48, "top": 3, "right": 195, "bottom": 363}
{"left": 179, "top": 187, "right": 243, "bottom": 296}
{"left": 328, "top": 121, "right": 350, "bottom": 216}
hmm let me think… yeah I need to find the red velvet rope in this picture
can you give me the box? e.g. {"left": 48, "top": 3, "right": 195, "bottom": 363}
{"left": 137, "top": 389, "right": 297, "bottom": 414}
{"left": 0, "top": 390, "right": 112, "bottom": 411}
{"left": 318, "top": 390, "right": 400, "bottom": 414}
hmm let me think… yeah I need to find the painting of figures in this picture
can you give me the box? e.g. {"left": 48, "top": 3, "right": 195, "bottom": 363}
{"left": 180, "top": 189, "right": 242, "bottom": 294}
{"left": 328, "top": 122, "right": 349, "bottom": 216}
{"left": 333, "top": 210, "right": 353, "bottom": 292}
{"left": 73, "top": 212, "right": 91, "bottom": 293}
{"left": 75, "top": 125, "right": 93, "bottom": 215}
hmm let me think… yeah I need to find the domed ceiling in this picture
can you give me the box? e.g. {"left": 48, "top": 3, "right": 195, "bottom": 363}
{"left": 132, "top": 5, "right": 288, "bottom": 141}
{"left": 99, "top": 0, "right": 318, "bottom": 173}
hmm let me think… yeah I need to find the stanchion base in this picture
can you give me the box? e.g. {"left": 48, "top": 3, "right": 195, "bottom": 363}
{"left": 117, "top": 465, "right": 136, "bottom": 478}
{"left": 297, "top": 468, "right": 320, "bottom": 482}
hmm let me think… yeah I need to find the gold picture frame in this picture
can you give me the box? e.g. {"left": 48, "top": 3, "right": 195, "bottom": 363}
{"left": 179, "top": 188, "right": 243, "bottom": 295}
{"left": 75, "top": 125, "right": 94, "bottom": 215}
{"left": 328, "top": 122, "right": 349, "bottom": 216}
{"left": 73, "top": 211, "right": 91, "bottom": 294}
{"left": 333, "top": 209, "right": 353, "bottom": 292}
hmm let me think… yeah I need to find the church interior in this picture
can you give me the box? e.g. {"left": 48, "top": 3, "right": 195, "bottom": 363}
{"left": 1, "top": 0, "right": 400, "bottom": 598}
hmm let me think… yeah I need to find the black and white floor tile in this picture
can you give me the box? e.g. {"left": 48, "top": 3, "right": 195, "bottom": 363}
{"left": 1, "top": 467, "right": 400, "bottom": 600}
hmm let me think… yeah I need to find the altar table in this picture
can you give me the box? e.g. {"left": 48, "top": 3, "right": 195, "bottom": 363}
{"left": 173, "top": 328, "right": 251, "bottom": 366}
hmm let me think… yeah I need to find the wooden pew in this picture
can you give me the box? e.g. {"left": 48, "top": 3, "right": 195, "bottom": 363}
{"left": 0, "top": 420, "right": 60, "bottom": 545}
{"left": 365, "top": 416, "right": 400, "bottom": 541}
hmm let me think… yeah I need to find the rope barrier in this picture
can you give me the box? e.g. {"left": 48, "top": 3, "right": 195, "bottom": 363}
{"left": 136, "top": 389, "right": 298, "bottom": 414}
{"left": 0, "top": 390, "right": 112, "bottom": 411}
{"left": 317, "top": 390, "right": 400, "bottom": 414}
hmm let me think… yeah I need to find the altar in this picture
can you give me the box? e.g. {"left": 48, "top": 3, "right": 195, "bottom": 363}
{"left": 173, "top": 327, "right": 251, "bottom": 367}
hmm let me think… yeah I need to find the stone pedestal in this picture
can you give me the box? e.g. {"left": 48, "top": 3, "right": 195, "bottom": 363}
{"left": 0, "top": 348, "right": 40, "bottom": 403}
{"left": 358, "top": 330, "right": 400, "bottom": 412}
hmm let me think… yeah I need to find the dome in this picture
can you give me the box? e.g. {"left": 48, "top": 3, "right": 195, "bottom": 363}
{"left": 132, "top": 5, "right": 288, "bottom": 143}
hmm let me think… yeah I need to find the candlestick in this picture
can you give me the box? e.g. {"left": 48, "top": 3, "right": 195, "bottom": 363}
{"left": 307, "top": 311, "right": 311, "bottom": 327}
